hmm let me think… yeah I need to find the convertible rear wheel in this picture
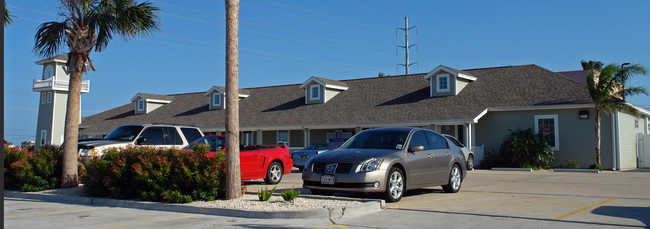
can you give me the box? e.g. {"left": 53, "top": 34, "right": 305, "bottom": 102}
{"left": 264, "top": 161, "right": 283, "bottom": 184}
{"left": 383, "top": 167, "right": 405, "bottom": 202}
{"left": 442, "top": 164, "right": 462, "bottom": 193}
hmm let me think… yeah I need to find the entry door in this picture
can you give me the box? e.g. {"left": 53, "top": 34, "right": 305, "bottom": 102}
{"left": 639, "top": 134, "right": 650, "bottom": 168}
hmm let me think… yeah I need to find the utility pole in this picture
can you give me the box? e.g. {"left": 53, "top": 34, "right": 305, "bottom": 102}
{"left": 397, "top": 16, "right": 417, "bottom": 75}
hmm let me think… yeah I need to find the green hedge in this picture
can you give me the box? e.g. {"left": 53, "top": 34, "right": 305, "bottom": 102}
{"left": 4, "top": 145, "right": 84, "bottom": 192}
{"left": 82, "top": 146, "right": 227, "bottom": 203}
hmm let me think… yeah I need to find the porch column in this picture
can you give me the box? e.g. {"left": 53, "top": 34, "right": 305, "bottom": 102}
{"left": 257, "top": 129, "right": 263, "bottom": 144}
{"left": 303, "top": 128, "right": 310, "bottom": 147}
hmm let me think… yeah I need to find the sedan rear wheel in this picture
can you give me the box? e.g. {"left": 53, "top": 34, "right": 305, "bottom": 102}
{"left": 383, "top": 167, "right": 405, "bottom": 202}
{"left": 467, "top": 154, "right": 474, "bottom": 170}
{"left": 264, "top": 161, "right": 283, "bottom": 184}
{"left": 442, "top": 164, "right": 462, "bottom": 193}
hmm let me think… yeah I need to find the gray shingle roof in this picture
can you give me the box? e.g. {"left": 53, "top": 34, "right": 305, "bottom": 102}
{"left": 136, "top": 93, "right": 175, "bottom": 102}
{"left": 79, "top": 64, "right": 592, "bottom": 134}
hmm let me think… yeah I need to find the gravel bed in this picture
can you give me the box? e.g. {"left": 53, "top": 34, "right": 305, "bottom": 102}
{"left": 189, "top": 194, "right": 362, "bottom": 211}
{"left": 36, "top": 186, "right": 363, "bottom": 211}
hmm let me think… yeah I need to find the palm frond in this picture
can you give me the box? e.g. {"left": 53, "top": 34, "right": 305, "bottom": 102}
{"left": 34, "top": 21, "right": 68, "bottom": 58}
{"left": 4, "top": 3, "right": 13, "bottom": 27}
{"left": 114, "top": 0, "right": 160, "bottom": 39}
{"left": 581, "top": 60, "right": 603, "bottom": 71}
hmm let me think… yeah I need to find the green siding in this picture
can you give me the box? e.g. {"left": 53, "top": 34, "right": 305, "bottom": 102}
{"left": 476, "top": 108, "right": 614, "bottom": 169}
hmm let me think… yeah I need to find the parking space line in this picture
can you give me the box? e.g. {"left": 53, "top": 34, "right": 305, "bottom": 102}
{"left": 552, "top": 198, "right": 618, "bottom": 220}
{"left": 92, "top": 214, "right": 203, "bottom": 229}
{"left": 422, "top": 205, "right": 584, "bottom": 209}
{"left": 387, "top": 192, "right": 484, "bottom": 209}
{"left": 6, "top": 206, "right": 108, "bottom": 218}
{"left": 313, "top": 224, "right": 350, "bottom": 229}
{"left": 488, "top": 192, "right": 585, "bottom": 207}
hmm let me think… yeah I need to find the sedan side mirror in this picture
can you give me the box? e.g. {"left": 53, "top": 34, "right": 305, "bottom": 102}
{"left": 409, "top": 145, "right": 424, "bottom": 152}
{"left": 136, "top": 137, "right": 147, "bottom": 145}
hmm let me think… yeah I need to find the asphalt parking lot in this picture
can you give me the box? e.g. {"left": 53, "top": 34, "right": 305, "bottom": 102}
{"left": 5, "top": 169, "right": 650, "bottom": 228}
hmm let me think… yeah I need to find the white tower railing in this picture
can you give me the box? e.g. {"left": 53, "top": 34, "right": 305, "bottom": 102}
{"left": 33, "top": 77, "right": 90, "bottom": 93}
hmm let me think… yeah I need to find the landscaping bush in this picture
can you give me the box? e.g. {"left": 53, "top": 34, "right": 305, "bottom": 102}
{"left": 4, "top": 145, "right": 84, "bottom": 192}
{"left": 564, "top": 160, "right": 579, "bottom": 169}
{"left": 500, "top": 129, "right": 554, "bottom": 168}
{"left": 82, "top": 146, "right": 228, "bottom": 203}
{"left": 589, "top": 162, "right": 603, "bottom": 171}
{"left": 477, "top": 150, "right": 515, "bottom": 169}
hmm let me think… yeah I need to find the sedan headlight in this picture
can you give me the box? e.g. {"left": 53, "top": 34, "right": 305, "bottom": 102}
{"left": 359, "top": 158, "right": 384, "bottom": 172}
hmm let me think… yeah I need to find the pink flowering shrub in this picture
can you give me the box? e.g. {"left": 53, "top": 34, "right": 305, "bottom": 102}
{"left": 4, "top": 145, "right": 84, "bottom": 191}
{"left": 82, "top": 146, "right": 226, "bottom": 203}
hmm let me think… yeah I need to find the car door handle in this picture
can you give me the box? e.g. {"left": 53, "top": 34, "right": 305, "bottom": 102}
{"left": 428, "top": 154, "right": 433, "bottom": 158}
{"left": 446, "top": 152, "right": 451, "bottom": 157}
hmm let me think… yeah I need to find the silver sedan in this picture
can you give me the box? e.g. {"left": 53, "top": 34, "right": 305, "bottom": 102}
{"left": 302, "top": 127, "right": 467, "bottom": 202}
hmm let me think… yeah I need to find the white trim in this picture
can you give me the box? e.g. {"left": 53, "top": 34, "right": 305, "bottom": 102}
{"left": 423, "top": 65, "right": 477, "bottom": 81}
{"left": 534, "top": 114, "right": 560, "bottom": 151}
{"left": 145, "top": 99, "right": 172, "bottom": 104}
{"left": 130, "top": 93, "right": 172, "bottom": 103}
{"left": 35, "top": 57, "right": 66, "bottom": 65}
{"left": 626, "top": 102, "right": 650, "bottom": 117}
{"left": 300, "top": 76, "right": 349, "bottom": 91}
{"left": 309, "top": 84, "right": 321, "bottom": 100}
{"left": 436, "top": 74, "right": 450, "bottom": 93}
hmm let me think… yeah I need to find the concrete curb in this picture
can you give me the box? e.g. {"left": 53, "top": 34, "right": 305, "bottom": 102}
{"left": 4, "top": 190, "right": 383, "bottom": 219}
{"left": 491, "top": 168, "right": 533, "bottom": 172}
{"left": 553, "top": 168, "right": 601, "bottom": 173}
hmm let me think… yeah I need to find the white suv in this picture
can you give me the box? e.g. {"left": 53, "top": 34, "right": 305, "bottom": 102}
{"left": 78, "top": 124, "right": 204, "bottom": 160}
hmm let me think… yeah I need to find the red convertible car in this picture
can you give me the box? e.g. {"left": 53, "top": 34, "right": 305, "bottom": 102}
{"left": 186, "top": 135, "right": 293, "bottom": 184}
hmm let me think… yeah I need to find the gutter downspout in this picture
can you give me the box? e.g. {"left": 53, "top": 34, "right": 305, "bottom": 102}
{"left": 612, "top": 111, "right": 619, "bottom": 170}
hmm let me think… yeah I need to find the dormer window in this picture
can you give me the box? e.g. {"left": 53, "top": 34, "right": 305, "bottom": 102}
{"left": 424, "top": 65, "right": 477, "bottom": 97}
{"left": 130, "top": 93, "right": 174, "bottom": 114}
{"left": 137, "top": 99, "right": 145, "bottom": 111}
{"left": 300, "top": 76, "right": 348, "bottom": 105}
{"left": 205, "top": 86, "right": 249, "bottom": 110}
{"left": 212, "top": 93, "right": 222, "bottom": 107}
{"left": 310, "top": 84, "right": 321, "bottom": 100}
{"left": 437, "top": 74, "right": 450, "bottom": 92}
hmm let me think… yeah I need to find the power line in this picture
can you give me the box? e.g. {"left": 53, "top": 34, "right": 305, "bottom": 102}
{"left": 261, "top": 0, "right": 393, "bottom": 33}
{"left": 341, "top": 1, "right": 402, "bottom": 20}
{"left": 241, "top": 2, "right": 392, "bottom": 39}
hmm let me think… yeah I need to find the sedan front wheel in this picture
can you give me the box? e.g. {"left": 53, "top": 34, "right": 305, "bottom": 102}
{"left": 383, "top": 167, "right": 405, "bottom": 202}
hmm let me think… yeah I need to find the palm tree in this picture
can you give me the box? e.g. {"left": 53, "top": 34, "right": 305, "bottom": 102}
{"left": 582, "top": 60, "right": 648, "bottom": 167}
{"left": 34, "top": 0, "right": 159, "bottom": 188}
{"left": 224, "top": 0, "right": 241, "bottom": 200}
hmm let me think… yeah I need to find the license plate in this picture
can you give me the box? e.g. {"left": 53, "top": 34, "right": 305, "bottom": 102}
{"left": 321, "top": 175, "right": 335, "bottom": 185}
{"left": 299, "top": 155, "right": 309, "bottom": 159}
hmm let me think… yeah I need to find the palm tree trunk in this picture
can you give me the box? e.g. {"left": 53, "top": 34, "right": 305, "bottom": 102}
{"left": 61, "top": 68, "right": 82, "bottom": 188}
{"left": 595, "top": 109, "right": 602, "bottom": 166}
{"left": 224, "top": 0, "right": 241, "bottom": 200}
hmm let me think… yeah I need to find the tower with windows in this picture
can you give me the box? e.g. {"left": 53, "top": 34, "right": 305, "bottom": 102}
{"left": 32, "top": 54, "right": 90, "bottom": 148}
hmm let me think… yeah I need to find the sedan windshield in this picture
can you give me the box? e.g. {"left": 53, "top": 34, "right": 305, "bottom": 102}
{"left": 340, "top": 130, "right": 409, "bottom": 150}
{"left": 104, "top": 125, "right": 144, "bottom": 141}
{"left": 188, "top": 136, "right": 226, "bottom": 152}
{"left": 305, "top": 143, "right": 328, "bottom": 150}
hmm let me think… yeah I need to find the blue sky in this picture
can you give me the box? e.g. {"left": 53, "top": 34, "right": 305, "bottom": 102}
{"left": 4, "top": 0, "right": 650, "bottom": 144}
